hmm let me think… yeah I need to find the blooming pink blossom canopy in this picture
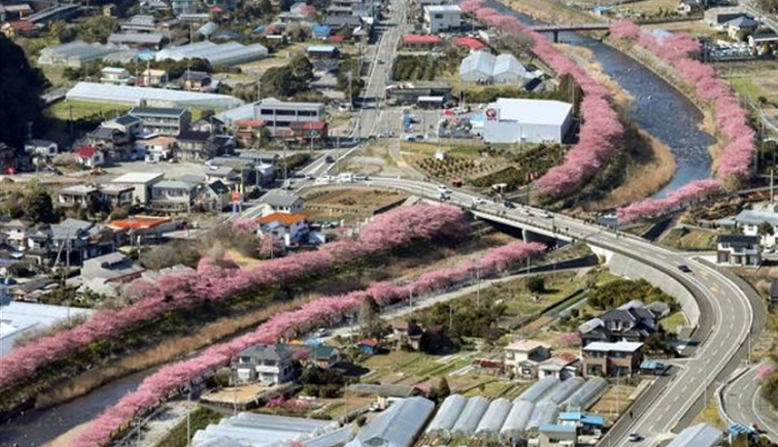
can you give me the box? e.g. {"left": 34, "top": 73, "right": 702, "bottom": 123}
{"left": 68, "top": 239, "right": 545, "bottom": 447}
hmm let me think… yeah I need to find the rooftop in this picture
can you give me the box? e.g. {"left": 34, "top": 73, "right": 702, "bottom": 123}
{"left": 257, "top": 213, "right": 307, "bottom": 226}
{"left": 505, "top": 339, "right": 551, "bottom": 352}
{"left": 259, "top": 190, "right": 302, "bottom": 207}
{"left": 424, "top": 4, "right": 461, "bottom": 13}
{"left": 490, "top": 98, "right": 573, "bottom": 126}
{"left": 108, "top": 215, "right": 173, "bottom": 230}
{"left": 130, "top": 106, "right": 187, "bottom": 117}
{"left": 1, "top": 301, "right": 94, "bottom": 357}
{"left": 402, "top": 34, "right": 440, "bottom": 44}
{"left": 665, "top": 424, "right": 723, "bottom": 447}
{"left": 583, "top": 341, "right": 643, "bottom": 353}
{"left": 307, "top": 45, "right": 338, "bottom": 53}
{"left": 452, "top": 36, "right": 487, "bottom": 50}
{"left": 153, "top": 180, "right": 198, "bottom": 190}
{"left": 112, "top": 172, "right": 165, "bottom": 184}
{"left": 66, "top": 82, "right": 244, "bottom": 110}
{"left": 74, "top": 146, "right": 99, "bottom": 158}
{"left": 60, "top": 184, "right": 99, "bottom": 195}
{"left": 538, "top": 424, "right": 577, "bottom": 433}
{"left": 717, "top": 234, "right": 760, "bottom": 245}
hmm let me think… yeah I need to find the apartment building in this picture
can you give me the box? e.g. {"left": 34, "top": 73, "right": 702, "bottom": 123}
{"left": 253, "top": 98, "right": 326, "bottom": 138}
{"left": 129, "top": 107, "right": 191, "bottom": 136}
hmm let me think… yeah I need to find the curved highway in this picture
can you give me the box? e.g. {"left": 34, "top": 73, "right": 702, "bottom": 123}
{"left": 722, "top": 364, "right": 778, "bottom": 442}
{"left": 297, "top": 176, "right": 754, "bottom": 446}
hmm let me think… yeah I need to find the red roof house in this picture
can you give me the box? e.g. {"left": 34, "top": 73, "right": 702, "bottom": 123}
{"left": 452, "top": 36, "right": 487, "bottom": 51}
{"left": 402, "top": 34, "right": 440, "bottom": 48}
{"left": 73, "top": 146, "right": 105, "bottom": 168}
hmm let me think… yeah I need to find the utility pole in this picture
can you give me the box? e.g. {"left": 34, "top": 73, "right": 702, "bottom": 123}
{"left": 256, "top": 78, "right": 261, "bottom": 102}
{"left": 476, "top": 258, "right": 481, "bottom": 307}
{"left": 186, "top": 388, "right": 192, "bottom": 447}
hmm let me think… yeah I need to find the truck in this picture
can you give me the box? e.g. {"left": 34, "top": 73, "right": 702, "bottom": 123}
{"left": 337, "top": 172, "right": 354, "bottom": 183}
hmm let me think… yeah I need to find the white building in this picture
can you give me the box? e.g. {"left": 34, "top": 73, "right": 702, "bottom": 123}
{"left": 24, "top": 139, "right": 58, "bottom": 158}
{"left": 482, "top": 98, "right": 573, "bottom": 144}
{"left": 232, "top": 344, "right": 295, "bottom": 384}
{"left": 111, "top": 172, "right": 165, "bottom": 205}
{"left": 735, "top": 204, "right": 778, "bottom": 248}
{"left": 459, "top": 52, "right": 532, "bottom": 85}
{"left": 504, "top": 339, "right": 551, "bottom": 378}
{"left": 423, "top": 5, "right": 461, "bottom": 34}
{"left": 0, "top": 298, "right": 94, "bottom": 356}
{"left": 715, "top": 234, "right": 761, "bottom": 267}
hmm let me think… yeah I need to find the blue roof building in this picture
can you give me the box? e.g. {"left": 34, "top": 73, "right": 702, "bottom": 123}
{"left": 559, "top": 411, "right": 605, "bottom": 428}
{"left": 312, "top": 24, "right": 331, "bottom": 39}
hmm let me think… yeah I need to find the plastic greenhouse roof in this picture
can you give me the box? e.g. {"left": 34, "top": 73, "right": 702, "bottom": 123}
{"left": 542, "top": 377, "right": 585, "bottom": 404}
{"left": 452, "top": 396, "right": 490, "bottom": 436}
{"left": 666, "top": 424, "right": 723, "bottom": 447}
{"left": 475, "top": 398, "right": 512, "bottom": 435}
{"left": 562, "top": 377, "right": 608, "bottom": 410}
{"left": 500, "top": 400, "right": 534, "bottom": 438}
{"left": 526, "top": 400, "right": 559, "bottom": 431}
{"left": 66, "top": 82, "right": 244, "bottom": 110}
{"left": 426, "top": 394, "right": 467, "bottom": 435}
{"left": 352, "top": 397, "right": 434, "bottom": 447}
{"left": 493, "top": 53, "right": 529, "bottom": 77}
{"left": 516, "top": 376, "right": 559, "bottom": 403}
{"left": 459, "top": 51, "right": 495, "bottom": 77}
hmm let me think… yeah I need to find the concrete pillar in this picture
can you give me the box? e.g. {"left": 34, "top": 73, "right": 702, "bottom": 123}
{"left": 553, "top": 31, "right": 559, "bottom": 43}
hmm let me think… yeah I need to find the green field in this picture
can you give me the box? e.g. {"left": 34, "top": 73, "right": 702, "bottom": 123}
{"left": 46, "top": 100, "right": 129, "bottom": 121}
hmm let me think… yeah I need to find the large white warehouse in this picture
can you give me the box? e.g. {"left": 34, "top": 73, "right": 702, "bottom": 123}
{"left": 482, "top": 98, "right": 573, "bottom": 144}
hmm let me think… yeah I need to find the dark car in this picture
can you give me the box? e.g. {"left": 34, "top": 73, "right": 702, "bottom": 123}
{"left": 325, "top": 155, "right": 335, "bottom": 163}
{"left": 503, "top": 200, "right": 516, "bottom": 209}
{"left": 678, "top": 264, "right": 692, "bottom": 273}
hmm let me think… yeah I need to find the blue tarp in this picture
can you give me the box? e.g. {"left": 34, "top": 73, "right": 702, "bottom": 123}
{"left": 312, "top": 24, "right": 331, "bottom": 38}
{"left": 252, "top": 25, "right": 266, "bottom": 34}
{"left": 728, "top": 424, "right": 756, "bottom": 436}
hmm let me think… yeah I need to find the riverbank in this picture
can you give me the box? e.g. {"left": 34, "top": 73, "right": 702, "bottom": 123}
{"left": 556, "top": 44, "right": 676, "bottom": 210}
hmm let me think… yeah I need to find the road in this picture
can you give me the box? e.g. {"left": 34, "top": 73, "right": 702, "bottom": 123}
{"left": 304, "top": 176, "right": 754, "bottom": 446}
{"left": 741, "top": 0, "right": 778, "bottom": 34}
{"left": 721, "top": 364, "right": 778, "bottom": 443}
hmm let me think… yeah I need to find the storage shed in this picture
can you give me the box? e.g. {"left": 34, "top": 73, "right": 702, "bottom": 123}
{"left": 475, "top": 398, "right": 512, "bottom": 438}
{"left": 426, "top": 394, "right": 468, "bottom": 438}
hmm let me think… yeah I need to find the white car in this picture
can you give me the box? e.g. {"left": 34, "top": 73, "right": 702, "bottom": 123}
{"left": 628, "top": 433, "right": 642, "bottom": 442}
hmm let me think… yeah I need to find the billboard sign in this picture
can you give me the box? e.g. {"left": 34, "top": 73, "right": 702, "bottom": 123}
{"left": 485, "top": 108, "right": 499, "bottom": 121}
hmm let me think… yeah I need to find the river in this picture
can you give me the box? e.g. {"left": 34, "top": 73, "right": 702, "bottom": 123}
{"left": 491, "top": 1, "right": 715, "bottom": 197}
{"left": 0, "top": 6, "right": 717, "bottom": 447}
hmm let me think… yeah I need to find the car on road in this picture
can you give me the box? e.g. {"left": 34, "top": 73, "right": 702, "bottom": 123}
{"left": 325, "top": 155, "right": 335, "bottom": 163}
{"left": 628, "top": 433, "right": 642, "bottom": 442}
{"left": 678, "top": 264, "right": 692, "bottom": 273}
{"left": 473, "top": 197, "right": 487, "bottom": 205}
{"left": 304, "top": 174, "right": 313, "bottom": 180}
{"left": 539, "top": 211, "right": 553, "bottom": 218}
{"left": 503, "top": 200, "right": 516, "bottom": 209}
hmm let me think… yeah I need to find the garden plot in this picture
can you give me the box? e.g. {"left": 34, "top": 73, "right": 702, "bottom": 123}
{"left": 302, "top": 188, "right": 408, "bottom": 222}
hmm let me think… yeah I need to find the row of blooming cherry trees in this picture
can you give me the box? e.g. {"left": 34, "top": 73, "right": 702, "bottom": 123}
{"left": 0, "top": 204, "right": 469, "bottom": 389}
{"left": 460, "top": 0, "right": 624, "bottom": 196}
{"left": 69, "top": 240, "right": 546, "bottom": 447}
{"left": 610, "top": 20, "right": 755, "bottom": 223}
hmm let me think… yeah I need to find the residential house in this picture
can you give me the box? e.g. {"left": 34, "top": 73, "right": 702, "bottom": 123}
{"left": 26, "top": 218, "right": 115, "bottom": 266}
{"left": 726, "top": 16, "right": 759, "bottom": 41}
{"left": 175, "top": 130, "right": 218, "bottom": 161}
{"left": 205, "top": 166, "right": 239, "bottom": 184}
{"left": 1, "top": 20, "right": 37, "bottom": 38}
{"left": 196, "top": 180, "right": 231, "bottom": 212}
{"left": 257, "top": 213, "right": 308, "bottom": 246}
{"left": 538, "top": 353, "right": 579, "bottom": 380}
{"left": 291, "top": 120, "right": 328, "bottom": 142}
{"left": 24, "top": 139, "right": 58, "bottom": 159}
{"left": 582, "top": 341, "right": 644, "bottom": 377}
{"left": 110, "top": 172, "right": 165, "bottom": 205}
{"left": 102, "top": 114, "right": 143, "bottom": 137}
{"left": 677, "top": 0, "right": 703, "bottom": 15}
{"left": 538, "top": 424, "right": 577, "bottom": 447}
{"left": 2, "top": 219, "right": 32, "bottom": 251}
{"left": 99, "top": 184, "right": 135, "bottom": 208}
{"left": 100, "top": 67, "right": 133, "bottom": 85}
{"left": 385, "top": 81, "right": 453, "bottom": 106}
{"left": 58, "top": 185, "right": 101, "bottom": 208}
{"left": 418, "top": 0, "right": 445, "bottom": 17}
{"left": 749, "top": 32, "right": 778, "bottom": 54}
{"left": 177, "top": 70, "right": 212, "bottom": 92}
{"left": 390, "top": 321, "right": 424, "bottom": 350}
{"left": 137, "top": 136, "right": 178, "bottom": 162}
{"left": 347, "top": 383, "right": 423, "bottom": 410}
{"left": 82, "top": 127, "right": 132, "bottom": 160}
{"left": 504, "top": 339, "right": 552, "bottom": 378}
{"left": 206, "top": 156, "right": 255, "bottom": 183}
{"left": 10, "top": 278, "right": 58, "bottom": 302}
{"left": 191, "top": 115, "right": 225, "bottom": 134}
{"left": 423, "top": 5, "right": 461, "bottom": 34}
{"left": 1, "top": 4, "right": 34, "bottom": 21}
{"left": 401, "top": 34, "right": 440, "bottom": 50}
{"left": 735, "top": 205, "right": 778, "bottom": 248}
{"left": 716, "top": 234, "right": 761, "bottom": 267}
{"left": 312, "top": 24, "right": 331, "bottom": 40}
{"left": 80, "top": 251, "right": 145, "bottom": 283}
{"left": 149, "top": 180, "right": 198, "bottom": 212}
{"left": 172, "top": 0, "right": 199, "bottom": 16}
{"left": 108, "top": 215, "right": 177, "bottom": 244}
{"left": 357, "top": 339, "right": 379, "bottom": 356}
{"left": 310, "top": 345, "right": 340, "bottom": 369}
{"left": 233, "top": 119, "right": 266, "bottom": 147}
{"left": 73, "top": 146, "right": 105, "bottom": 168}
{"left": 232, "top": 344, "right": 295, "bottom": 384}
{"left": 254, "top": 98, "right": 326, "bottom": 138}
{"left": 579, "top": 301, "right": 658, "bottom": 347}
{"left": 257, "top": 190, "right": 304, "bottom": 216}
{"left": 121, "top": 14, "right": 157, "bottom": 33}
{"left": 704, "top": 7, "right": 749, "bottom": 27}
{"left": 307, "top": 45, "right": 340, "bottom": 59}
{"left": 322, "top": 15, "right": 364, "bottom": 33}
{"left": 138, "top": 68, "right": 169, "bottom": 87}
{"left": 558, "top": 412, "right": 605, "bottom": 435}
{"left": 452, "top": 36, "right": 488, "bottom": 52}
{"left": 129, "top": 107, "right": 191, "bottom": 136}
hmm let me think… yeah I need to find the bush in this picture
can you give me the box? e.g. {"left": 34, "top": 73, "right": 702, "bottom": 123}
{"left": 527, "top": 276, "right": 545, "bottom": 294}
{"left": 589, "top": 279, "right": 677, "bottom": 310}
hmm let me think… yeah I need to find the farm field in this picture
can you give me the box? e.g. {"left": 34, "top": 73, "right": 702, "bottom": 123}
{"left": 302, "top": 188, "right": 409, "bottom": 223}
{"left": 46, "top": 100, "right": 129, "bottom": 121}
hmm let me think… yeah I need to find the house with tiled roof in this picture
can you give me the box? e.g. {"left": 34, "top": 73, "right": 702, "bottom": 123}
{"left": 73, "top": 146, "right": 105, "bottom": 168}
{"left": 256, "top": 212, "right": 308, "bottom": 246}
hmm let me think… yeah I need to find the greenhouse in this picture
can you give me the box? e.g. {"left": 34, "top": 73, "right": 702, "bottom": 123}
{"left": 65, "top": 82, "right": 245, "bottom": 110}
{"left": 541, "top": 377, "right": 585, "bottom": 404}
{"left": 561, "top": 377, "right": 608, "bottom": 411}
{"left": 500, "top": 400, "right": 535, "bottom": 440}
{"left": 426, "top": 394, "right": 468, "bottom": 437}
{"left": 192, "top": 412, "right": 339, "bottom": 447}
{"left": 345, "top": 397, "right": 435, "bottom": 447}
{"left": 525, "top": 400, "right": 559, "bottom": 432}
{"left": 155, "top": 41, "right": 269, "bottom": 66}
{"left": 516, "top": 376, "right": 559, "bottom": 403}
{"left": 475, "top": 398, "right": 512, "bottom": 438}
{"left": 451, "top": 396, "right": 490, "bottom": 437}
